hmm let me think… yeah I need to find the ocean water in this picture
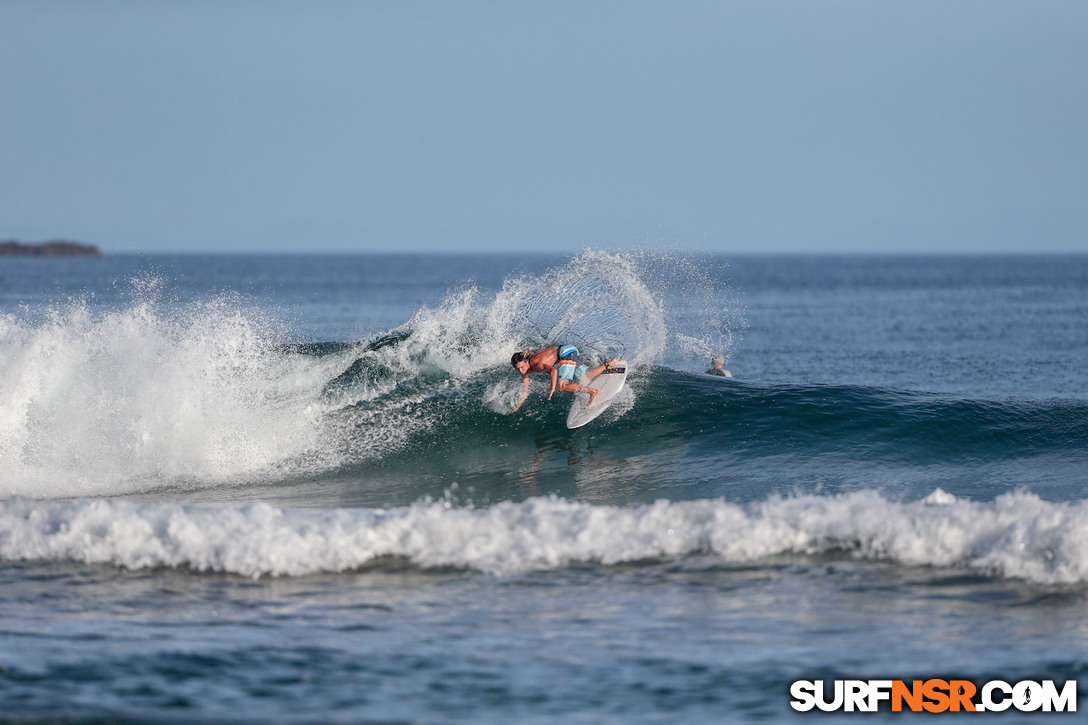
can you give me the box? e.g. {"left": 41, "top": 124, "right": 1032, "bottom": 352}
{"left": 1, "top": 251, "right": 1086, "bottom": 723}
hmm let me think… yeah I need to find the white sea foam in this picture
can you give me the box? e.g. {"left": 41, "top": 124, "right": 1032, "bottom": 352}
{"left": 2, "top": 491, "right": 1085, "bottom": 584}
{"left": 0, "top": 298, "right": 351, "bottom": 498}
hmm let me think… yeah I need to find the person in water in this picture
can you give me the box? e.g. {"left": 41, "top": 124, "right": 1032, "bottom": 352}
{"left": 706, "top": 353, "right": 732, "bottom": 377}
{"left": 509, "top": 344, "right": 618, "bottom": 413}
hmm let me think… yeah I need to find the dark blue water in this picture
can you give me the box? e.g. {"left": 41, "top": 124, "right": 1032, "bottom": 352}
{"left": 1, "top": 252, "right": 1086, "bottom": 722}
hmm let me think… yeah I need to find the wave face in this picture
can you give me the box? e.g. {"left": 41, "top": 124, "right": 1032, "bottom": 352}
{"left": 2, "top": 490, "right": 1086, "bottom": 584}
{"left": 306, "top": 365, "right": 1088, "bottom": 512}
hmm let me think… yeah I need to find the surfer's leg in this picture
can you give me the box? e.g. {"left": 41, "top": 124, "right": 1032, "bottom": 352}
{"left": 581, "top": 358, "right": 619, "bottom": 383}
{"left": 557, "top": 380, "right": 601, "bottom": 405}
{"left": 584, "top": 387, "right": 601, "bottom": 406}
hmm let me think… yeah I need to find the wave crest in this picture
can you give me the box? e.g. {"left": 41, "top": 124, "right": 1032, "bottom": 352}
{"left": 3, "top": 491, "right": 1085, "bottom": 584}
{"left": 0, "top": 297, "right": 349, "bottom": 497}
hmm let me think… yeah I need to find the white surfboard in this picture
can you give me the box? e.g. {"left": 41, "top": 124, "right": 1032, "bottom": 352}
{"left": 566, "top": 360, "right": 628, "bottom": 429}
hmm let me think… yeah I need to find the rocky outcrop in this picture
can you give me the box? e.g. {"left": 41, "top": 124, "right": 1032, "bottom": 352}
{"left": 0, "top": 240, "right": 102, "bottom": 257}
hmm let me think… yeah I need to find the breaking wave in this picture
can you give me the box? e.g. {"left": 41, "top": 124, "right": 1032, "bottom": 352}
{"left": 2, "top": 490, "right": 1087, "bottom": 584}
{"left": 0, "top": 251, "right": 741, "bottom": 498}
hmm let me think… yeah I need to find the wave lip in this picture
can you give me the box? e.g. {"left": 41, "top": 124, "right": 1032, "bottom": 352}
{"left": 2, "top": 491, "right": 1086, "bottom": 584}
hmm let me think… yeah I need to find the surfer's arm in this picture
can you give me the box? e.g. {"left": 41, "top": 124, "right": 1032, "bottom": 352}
{"left": 510, "top": 374, "right": 530, "bottom": 413}
{"left": 547, "top": 366, "right": 558, "bottom": 400}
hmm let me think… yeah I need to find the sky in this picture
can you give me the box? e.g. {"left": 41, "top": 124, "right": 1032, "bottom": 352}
{"left": 1, "top": 1, "right": 1086, "bottom": 254}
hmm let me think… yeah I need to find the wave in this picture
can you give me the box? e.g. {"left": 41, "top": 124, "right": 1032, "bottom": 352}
{"left": 0, "top": 251, "right": 744, "bottom": 498}
{"left": 3, "top": 249, "right": 1083, "bottom": 504}
{"left": 299, "top": 366, "right": 1088, "bottom": 513}
{"left": 631, "top": 373, "right": 1088, "bottom": 460}
{"left": 2, "top": 490, "right": 1086, "bottom": 584}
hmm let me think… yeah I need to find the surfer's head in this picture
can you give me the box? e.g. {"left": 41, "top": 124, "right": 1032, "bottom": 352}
{"left": 511, "top": 349, "right": 533, "bottom": 372}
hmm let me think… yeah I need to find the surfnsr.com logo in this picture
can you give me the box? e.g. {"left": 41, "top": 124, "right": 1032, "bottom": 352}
{"left": 790, "top": 679, "right": 1078, "bottom": 713}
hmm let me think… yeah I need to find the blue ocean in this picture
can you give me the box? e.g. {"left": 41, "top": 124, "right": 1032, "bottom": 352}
{"left": 1, "top": 251, "right": 1085, "bottom": 723}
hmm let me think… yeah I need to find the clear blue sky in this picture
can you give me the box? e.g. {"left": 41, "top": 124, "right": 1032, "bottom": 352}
{"left": 2, "top": 1, "right": 1086, "bottom": 254}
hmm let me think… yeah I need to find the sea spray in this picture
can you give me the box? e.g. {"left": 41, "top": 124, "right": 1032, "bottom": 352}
{"left": 632, "top": 250, "right": 747, "bottom": 370}
{"left": 325, "top": 249, "right": 677, "bottom": 417}
{"left": 0, "top": 296, "right": 351, "bottom": 497}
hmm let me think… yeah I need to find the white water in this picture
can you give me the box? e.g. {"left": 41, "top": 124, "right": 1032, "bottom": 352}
{"left": 0, "top": 297, "right": 352, "bottom": 498}
{"left": 3, "top": 490, "right": 1085, "bottom": 584}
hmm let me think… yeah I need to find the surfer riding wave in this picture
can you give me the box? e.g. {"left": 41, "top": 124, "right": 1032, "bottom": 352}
{"left": 509, "top": 345, "right": 618, "bottom": 413}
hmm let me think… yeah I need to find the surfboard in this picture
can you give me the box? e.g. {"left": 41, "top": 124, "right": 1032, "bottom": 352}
{"left": 566, "top": 360, "right": 628, "bottom": 429}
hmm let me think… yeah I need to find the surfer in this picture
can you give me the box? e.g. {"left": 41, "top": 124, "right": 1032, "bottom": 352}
{"left": 509, "top": 345, "right": 618, "bottom": 413}
{"left": 706, "top": 353, "right": 732, "bottom": 378}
